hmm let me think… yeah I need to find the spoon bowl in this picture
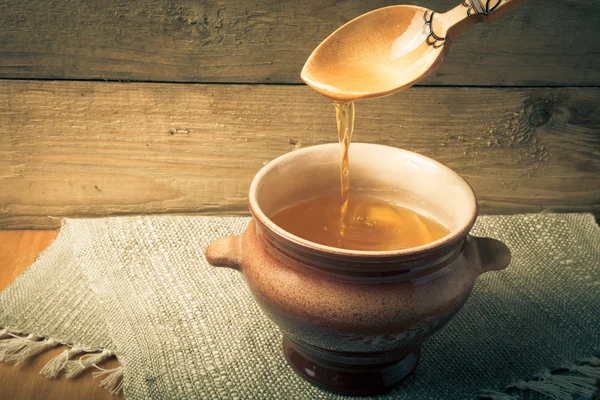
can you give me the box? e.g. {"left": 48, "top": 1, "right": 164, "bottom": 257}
{"left": 301, "top": 0, "right": 526, "bottom": 102}
{"left": 301, "top": 6, "right": 445, "bottom": 102}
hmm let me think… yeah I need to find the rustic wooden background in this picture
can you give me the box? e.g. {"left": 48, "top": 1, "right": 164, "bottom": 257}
{"left": 1, "top": 0, "right": 599, "bottom": 229}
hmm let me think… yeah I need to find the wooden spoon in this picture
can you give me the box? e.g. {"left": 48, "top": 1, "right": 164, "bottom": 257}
{"left": 301, "top": 0, "right": 527, "bottom": 102}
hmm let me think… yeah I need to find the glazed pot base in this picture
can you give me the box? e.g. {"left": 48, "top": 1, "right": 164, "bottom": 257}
{"left": 282, "top": 337, "right": 420, "bottom": 395}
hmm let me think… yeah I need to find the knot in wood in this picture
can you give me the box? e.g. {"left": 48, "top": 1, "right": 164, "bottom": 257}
{"left": 528, "top": 109, "right": 549, "bottom": 127}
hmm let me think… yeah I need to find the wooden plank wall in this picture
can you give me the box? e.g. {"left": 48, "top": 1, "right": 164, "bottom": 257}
{"left": 0, "top": 0, "right": 599, "bottom": 228}
{"left": 1, "top": 0, "right": 599, "bottom": 85}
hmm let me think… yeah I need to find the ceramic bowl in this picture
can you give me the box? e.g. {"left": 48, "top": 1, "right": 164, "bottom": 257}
{"left": 206, "top": 143, "right": 510, "bottom": 395}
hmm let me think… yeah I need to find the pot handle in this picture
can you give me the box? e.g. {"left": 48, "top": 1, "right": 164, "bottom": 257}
{"left": 471, "top": 236, "right": 511, "bottom": 274}
{"left": 205, "top": 235, "right": 242, "bottom": 271}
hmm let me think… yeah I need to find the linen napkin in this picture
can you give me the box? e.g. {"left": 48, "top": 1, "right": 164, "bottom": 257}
{"left": 1, "top": 214, "right": 598, "bottom": 399}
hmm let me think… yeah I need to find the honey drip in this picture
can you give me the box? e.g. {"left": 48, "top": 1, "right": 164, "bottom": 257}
{"left": 270, "top": 94, "right": 450, "bottom": 251}
{"left": 333, "top": 101, "right": 355, "bottom": 238}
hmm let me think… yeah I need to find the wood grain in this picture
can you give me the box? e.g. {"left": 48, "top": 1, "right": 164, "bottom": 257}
{"left": 0, "top": 230, "right": 122, "bottom": 400}
{"left": 0, "top": 80, "right": 598, "bottom": 229}
{"left": 0, "top": 0, "right": 598, "bottom": 86}
{"left": 0, "top": 231, "right": 58, "bottom": 291}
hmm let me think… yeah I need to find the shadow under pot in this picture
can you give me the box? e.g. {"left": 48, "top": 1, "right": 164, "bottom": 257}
{"left": 206, "top": 143, "right": 511, "bottom": 395}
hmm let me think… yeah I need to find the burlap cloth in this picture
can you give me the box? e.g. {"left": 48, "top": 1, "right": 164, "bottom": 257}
{"left": 1, "top": 214, "right": 599, "bottom": 399}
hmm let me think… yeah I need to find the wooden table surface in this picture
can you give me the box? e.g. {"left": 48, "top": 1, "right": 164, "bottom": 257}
{"left": 0, "top": 230, "right": 122, "bottom": 400}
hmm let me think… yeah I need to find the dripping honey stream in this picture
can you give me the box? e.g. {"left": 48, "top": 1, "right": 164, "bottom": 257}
{"left": 270, "top": 101, "right": 449, "bottom": 251}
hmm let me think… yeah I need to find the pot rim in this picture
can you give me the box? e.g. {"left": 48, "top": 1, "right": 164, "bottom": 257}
{"left": 248, "top": 143, "right": 478, "bottom": 259}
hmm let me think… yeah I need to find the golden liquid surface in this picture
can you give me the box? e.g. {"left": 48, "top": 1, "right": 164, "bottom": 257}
{"left": 270, "top": 193, "right": 449, "bottom": 251}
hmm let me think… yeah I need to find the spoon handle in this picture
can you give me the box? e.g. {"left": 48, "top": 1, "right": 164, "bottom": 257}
{"left": 436, "top": 0, "right": 527, "bottom": 41}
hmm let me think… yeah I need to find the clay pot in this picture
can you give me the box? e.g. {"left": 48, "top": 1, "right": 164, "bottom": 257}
{"left": 206, "top": 143, "right": 510, "bottom": 395}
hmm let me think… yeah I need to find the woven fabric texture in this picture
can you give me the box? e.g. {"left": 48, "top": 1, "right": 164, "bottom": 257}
{"left": 1, "top": 214, "right": 599, "bottom": 399}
